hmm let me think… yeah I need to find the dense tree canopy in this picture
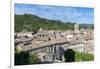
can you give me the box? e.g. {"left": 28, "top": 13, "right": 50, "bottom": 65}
{"left": 64, "top": 49, "right": 75, "bottom": 62}
{"left": 15, "top": 51, "right": 40, "bottom": 65}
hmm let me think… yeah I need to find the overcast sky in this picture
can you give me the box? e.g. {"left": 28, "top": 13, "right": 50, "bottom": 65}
{"left": 15, "top": 3, "right": 94, "bottom": 24}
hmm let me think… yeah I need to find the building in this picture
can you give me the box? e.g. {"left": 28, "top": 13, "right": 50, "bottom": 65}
{"left": 74, "top": 23, "right": 79, "bottom": 33}
{"left": 15, "top": 27, "right": 94, "bottom": 63}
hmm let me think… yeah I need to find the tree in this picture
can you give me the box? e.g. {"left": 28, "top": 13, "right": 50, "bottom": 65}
{"left": 28, "top": 53, "right": 40, "bottom": 64}
{"left": 15, "top": 51, "right": 29, "bottom": 65}
{"left": 64, "top": 49, "right": 75, "bottom": 62}
{"left": 15, "top": 51, "right": 40, "bottom": 65}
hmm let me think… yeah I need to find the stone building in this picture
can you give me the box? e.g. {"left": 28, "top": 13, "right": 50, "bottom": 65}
{"left": 15, "top": 26, "right": 94, "bottom": 63}
{"left": 74, "top": 23, "right": 79, "bottom": 33}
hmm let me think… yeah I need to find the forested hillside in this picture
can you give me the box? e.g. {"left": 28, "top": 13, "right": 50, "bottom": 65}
{"left": 15, "top": 14, "right": 93, "bottom": 32}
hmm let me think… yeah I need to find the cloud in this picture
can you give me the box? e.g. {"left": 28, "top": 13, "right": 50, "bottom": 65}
{"left": 15, "top": 4, "right": 94, "bottom": 24}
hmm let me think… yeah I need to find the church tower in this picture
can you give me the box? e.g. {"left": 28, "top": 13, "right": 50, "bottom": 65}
{"left": 74, "top": 23, "right": 79, "bottom": 33}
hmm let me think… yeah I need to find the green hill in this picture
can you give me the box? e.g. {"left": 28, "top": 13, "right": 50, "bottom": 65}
{"left": 15, "top": 14, "right": 93, "bottom": 32}
{"left": 15, "top": 14, "right": 75, "bottom": 32}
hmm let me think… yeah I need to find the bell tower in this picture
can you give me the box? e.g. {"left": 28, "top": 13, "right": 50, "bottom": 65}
{"left": 74, "top": 23, "right": 79, "bottom": 33}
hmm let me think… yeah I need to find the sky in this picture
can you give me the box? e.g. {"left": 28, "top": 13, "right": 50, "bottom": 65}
{"left": 15, "top": 3, "right": 94, "bottom": 24}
